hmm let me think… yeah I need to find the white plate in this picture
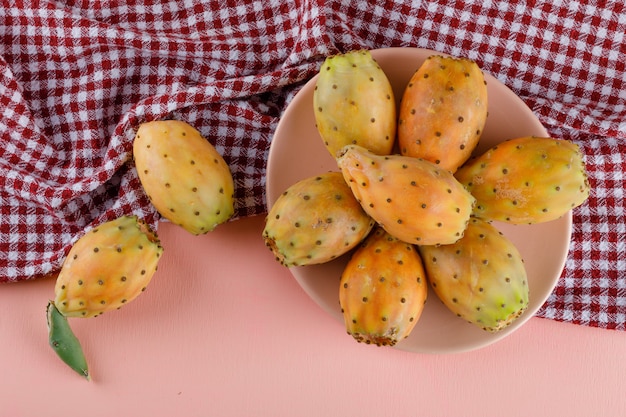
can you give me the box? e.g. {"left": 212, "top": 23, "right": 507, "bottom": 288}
{"left": 266, "top": 47, "right": 571, "bottom": 354}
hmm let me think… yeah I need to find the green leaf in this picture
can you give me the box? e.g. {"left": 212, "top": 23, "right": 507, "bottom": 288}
{"left": 46, "top": 301, "right": 90, "bottom": 381}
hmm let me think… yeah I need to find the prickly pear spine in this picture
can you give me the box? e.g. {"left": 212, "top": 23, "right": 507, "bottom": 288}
{"left": 340, "top": 227, "right": 428, "bottom": 346}
{"left": 134, "top": 120, "right": 235, "bottom": 235}
{"left": 314, "top": 50, "right": 396, "bottom": 158}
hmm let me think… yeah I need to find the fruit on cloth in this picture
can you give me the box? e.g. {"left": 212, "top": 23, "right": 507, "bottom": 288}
{"left": 263, "top": 172, "right": 375, "bottom": 267}
{"left": 398, "top": 55, "right": 488, "bottom": 173}
{"left": 339, "top": 227, "right": 428, "bottom": 346}
{"left": 313, "top": 49, "right": 396, "bottom": 158}
{"left": 47, "top": 301, "right": 90, "bottom": 380}
{"left": 134, "top": 120, "right": 235, "bottom": 235}
{"left": 419, "top": 217, "right": 529, "bottom": 332}
{"left": 54, "top": 216, "right": 163, "bottom": 318}
{"left": 454, "top": 136, "right": 590, "bottom": 224}
{"left": 336, "top": 145, "right": 475, "bottom": 246}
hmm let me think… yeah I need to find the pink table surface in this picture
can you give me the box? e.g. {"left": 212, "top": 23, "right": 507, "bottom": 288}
{"left": 1, "top": 215, "right": 625, "bottom": 417}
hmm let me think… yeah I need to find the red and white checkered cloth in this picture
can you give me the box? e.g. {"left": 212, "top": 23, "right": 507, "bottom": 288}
{"left": 1, "top": 0, "right": 625, "bottom": 330}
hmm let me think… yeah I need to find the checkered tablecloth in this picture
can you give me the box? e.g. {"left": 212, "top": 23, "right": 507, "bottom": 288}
{"left": 1, "top": 0, "right": 625, "bottom": 330}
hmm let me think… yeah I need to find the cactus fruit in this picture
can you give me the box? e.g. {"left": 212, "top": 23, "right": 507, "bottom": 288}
{"left": 339, "top": 227, "right": 428, "bottom": 346}
{"left": 133, "top": 120, "right": 235, "bottom": 235}
{"left": 263, "top": 172, "right": 375, "bottom": 267}
{"left": 454, "top": 136, "right": 590, "bottom": 224}
{"left": 398, "top": 55, "right": 488, "bottom": 173}
{"left": 336, "top": 145, "right": 475, "bottom": 246}
{"left": 54, "top": 216, "right": 163, "bottom": 318}
{"left": 313, "top": 50, "right": 396, "bottom": 158}
{"left": 418, "top": 217, "right": 529, "bottom": 332}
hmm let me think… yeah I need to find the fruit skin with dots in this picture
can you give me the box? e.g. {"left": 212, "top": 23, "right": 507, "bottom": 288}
{"left": 313, "top": 49, "right": 396, "bottom": 158}
{"left": 54, "top": 215, "right": 163, "bottom": 318}
{"left": 263, "top": 171, "right": 375, "bottom": 267}
{"left": 418, "top": 217, "right": 529, "bottom": 332}
{"left": 336, "top": 145, "right": 475, "bottom": 246}
{"left": 454, "top": 136, "right": 590, "bottom": 224}
{"left": 398, "top": 54, "right": 488, "bottom": 173}
{"left": 339, "top": 227, "right": 428, "bottom": 347}
{"left": 133, "top": 119, "right": 235, "bottom": 235}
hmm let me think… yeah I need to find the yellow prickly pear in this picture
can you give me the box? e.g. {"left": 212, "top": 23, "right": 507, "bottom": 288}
{"left": 398, "top": 55, "right": 488, "bottom": 172}
{"left": 54, "top": 216, "right": 163, "bottom": 318}
{"left": 133, "top": 120, "right": 235, "bottom": 235}
{"left": 313, "top": 50, "right": 396, "bottom": 158}
{"left": 418, "top": 217, "right": 529, "bottom": 332}
{"left": 454, "top": 136, "right": 590, "bottom": 224}
{"left": 263, "top": 172, "right": 375, "bottom": 267}
{"left": 340, "top": 227, "right": 428, "bottom": 346}
{"left": 336, "top": 145, "right": 475, "bottom": 246}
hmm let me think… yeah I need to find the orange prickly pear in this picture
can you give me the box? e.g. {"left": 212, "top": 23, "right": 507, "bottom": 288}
{"left": 454, "top": 136, "right": 590, "bottom": 224}
{"left": 336, "top": 145, "right": 475, "bottom": 246}
{"left": 263, "top": 172, "right": 375, "bottom": 267}
{"left": 313, "top": 50, "right": 396, "bottom": 158}
{"left": 418, "top": 217, "right": 529, "bottom": 332}
{"left": 133, "top": 120, "right": 235, "bottom": 235}
{"left": 398, "top": 55, "right": 488, "bottom": 172}
{"left": 340, "top": 227, "right": 428, "bottom": 346}
{"left": 54, "top": 215, "right": 163, "bottom": 318}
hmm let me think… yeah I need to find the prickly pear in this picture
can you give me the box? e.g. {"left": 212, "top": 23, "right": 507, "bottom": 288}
{"left": 454, "top": 136, "right": 590, "bottom": 224}
{"left": 418, "top": 217, "right": 529, "bottom": 332}
{"left": 263, "top": 172, "right": 375, "bottom": 267}
{"left": 336, "top": 145, "right": 475, "bottom": 246}
{"left": 340, "top": 227, "right": 428, "bottom": 346}
{"left": 398, "top": 55, "right": 488, "bottom": 173}
{"left": 54, "top": 215, "right": 163, "bottom": 318}
{"left": 133, "top": 120, "right": 235, "bottom": 235}
{"left": 313, "top": 50, "right": 396, "bottom": 158}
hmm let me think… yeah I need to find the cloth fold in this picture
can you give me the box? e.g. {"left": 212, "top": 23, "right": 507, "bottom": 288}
{"left": 1, "top": 0, "right": 625, "bottom": 330}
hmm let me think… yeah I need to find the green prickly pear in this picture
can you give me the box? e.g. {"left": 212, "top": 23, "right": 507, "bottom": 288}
{"left": 418, "top": 217, "right": 529, "bottom": 332}
{"left": 133, "top": 120, "right": 235, "bottom": 235}
{"left": 336, "top": 145, "right": 475, "bottom": 246}
{"left": 454, "top": 136, "right": 590, "bottom": 224}
{"left": 398, "top": 55, "right": 488, "bottom": 173}
{"left": 340, "top": 227, "right": 428, "bottom": 346}
{"left": 263, "top": 172, "right": 375, "bottom": 267}
{"left": 54, "top": 215, "right": 163, "bottom": 318}
{"left": 313, "top": 50, "right": 396, "bottom": 158}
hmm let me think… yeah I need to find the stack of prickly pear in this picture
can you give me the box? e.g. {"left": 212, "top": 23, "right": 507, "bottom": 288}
{"left": 48, "top": 120, "right": 236, "bottom": 379}
{"left": 263, "top": 49, "right": 590, "bottom": 347}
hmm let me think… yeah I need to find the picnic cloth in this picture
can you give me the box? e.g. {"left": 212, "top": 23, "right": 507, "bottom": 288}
{"left": 1, "top": 0, "right": 625, "bottom": 330}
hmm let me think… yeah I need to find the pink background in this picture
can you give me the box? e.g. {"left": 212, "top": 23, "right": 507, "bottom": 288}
{"left": 1, "top": 215, "right": 625, "bottom": 416}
